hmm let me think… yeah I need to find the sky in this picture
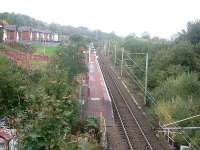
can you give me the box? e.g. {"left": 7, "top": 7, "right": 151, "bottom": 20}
{"left": 0, "top": 0, "right": 200, "bottom": 39}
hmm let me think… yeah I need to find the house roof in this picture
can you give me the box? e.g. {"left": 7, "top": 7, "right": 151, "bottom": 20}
{"left": 4, "top": 25, "right": 16, "bottom": 31}
{"left": 3, "top": 25, "right": 57, "bottom": 35}
{"left": 32, "top": 29, "right": 53, "bottom": 34}
{"left": 32, "top": 28, "right": 40, "bottom": 32}
{"left": 18, "top": 26, "right": 31, "bottom": 32}
{"left": 42, "top": 30, "right": 52, "bottom": 34}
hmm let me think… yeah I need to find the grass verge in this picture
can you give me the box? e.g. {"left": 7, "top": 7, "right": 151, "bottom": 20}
{"left": 32, "top": 44, "right": 58, "bottom": 56}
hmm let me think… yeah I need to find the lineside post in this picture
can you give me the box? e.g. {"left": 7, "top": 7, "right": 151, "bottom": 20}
{"left": 120, "top": 48, "right": 124, "bottom": 77}
{"left": 108, "top": 40, "right": 110, "bottom": 57}
{"left": 144, "top": 53, "right": 148, "bottom": 105}
{"left": 104, "top": 44, "right": 106, "bottom": 56}
{"left": 89, "top": 44, "right": 91, "bottom": 62}
{"left": 114, "top": 43, "right": 117, "bottom": 67}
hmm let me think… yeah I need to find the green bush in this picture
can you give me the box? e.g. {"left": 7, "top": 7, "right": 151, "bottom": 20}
{"left": 155, "top": 96, "right": 200, "bottom": 146}
{"left": 0, "top": 28, "right": 3, "bottom": 43}
{"left": 153, "top": 72, "right": 200, "bottom": 101}
{"left": 0, "top": 56, "right": 28, "bottom": 117}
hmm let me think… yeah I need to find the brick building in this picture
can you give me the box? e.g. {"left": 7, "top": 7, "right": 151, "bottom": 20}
{"left": 49, "top": 33, "right": 54, "bottom": 41}
{"left": 31, "top": 28, "right": 39, "bottom": 41}
{"left": 18, "top": 26, "right": 32, "bottom": 42}
{"left": 3, "top": 25, "right": 17, "bottom": 42}
{"left": 44, "top": 31, "right": 49, "bottom": 41}
{"left": 43, "top": 31, "right": 53, "bottom": 42}
{"left": 38, "top": 30, "right": 44, "bottom": 42}
{"left": 1, "top": 25, "right": 60, "bottom": 43}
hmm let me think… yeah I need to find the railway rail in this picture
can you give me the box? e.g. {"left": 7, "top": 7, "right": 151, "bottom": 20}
{"left": 98, "top": 53, "right": 170, "bottom": 150}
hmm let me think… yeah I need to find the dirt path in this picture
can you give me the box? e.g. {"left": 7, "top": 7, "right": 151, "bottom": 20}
{"left": 1, "top": 50, "right": 48, "bottom": 69}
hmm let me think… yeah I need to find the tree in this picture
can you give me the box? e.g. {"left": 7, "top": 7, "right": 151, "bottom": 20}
{"left": 187, "top": 20, "right": 200, "bottom": 45}
{"left": 170, "top": 41, "right": 196, "bottom": 70}
{"left": 17, "top": 88, "right": 80, "bottom": 150}
{"left": 57, "top": 40, "right": 88, "bottom": 80}
{"left": 128, "top": 33, "right": 136, "bottom": 38}
{"left": 141, "top": 31, "right": 150, "bottom": 39}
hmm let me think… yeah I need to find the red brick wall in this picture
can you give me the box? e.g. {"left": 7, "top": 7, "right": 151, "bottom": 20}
{"left": 21, "top": 31, "right": 30, "bottom": 41}
{"left": 7, "top": 31, "right": 16, "bottom": 41}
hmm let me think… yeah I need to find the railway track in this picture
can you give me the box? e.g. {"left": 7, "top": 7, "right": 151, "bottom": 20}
{"left": 106, "top": 108, "right": 131, "bottom": 150}
{"left": 98, "top": 54, "right": 169, "bottom": 150}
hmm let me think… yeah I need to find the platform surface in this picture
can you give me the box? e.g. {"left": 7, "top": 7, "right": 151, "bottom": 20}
{"left": 84, "top": 51, "right": 114, "bottom": 126}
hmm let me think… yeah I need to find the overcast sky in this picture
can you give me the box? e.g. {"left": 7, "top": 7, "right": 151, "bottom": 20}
{"left": 0, "top": 0, "right": 200, "bottom": 38}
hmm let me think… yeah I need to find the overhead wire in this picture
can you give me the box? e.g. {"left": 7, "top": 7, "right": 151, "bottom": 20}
{"left": 106, "top": 43, "right": 199, "bottom": 149}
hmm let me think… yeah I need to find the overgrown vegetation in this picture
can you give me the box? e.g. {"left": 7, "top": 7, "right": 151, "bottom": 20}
{"left": 0, "top": 56, "right": 27, "bottom": 118}
{"left": 112, "top": 20, "right": 200, "bottom": 147}
{"left": 1, "top": 11, "right": 200, "bottom": 149}
{"left": 0, "top": 27, "right": 3, "bottom": 43}
{"left": 0, "top": 34, "right": 100, "bottom": 149}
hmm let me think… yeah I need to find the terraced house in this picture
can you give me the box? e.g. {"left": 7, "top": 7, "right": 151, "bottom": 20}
{"left": 0, "top": 24, "right": 59, "bottom": 43}
{"left": 2, "top": 25, "right": 18, "bottom": 42}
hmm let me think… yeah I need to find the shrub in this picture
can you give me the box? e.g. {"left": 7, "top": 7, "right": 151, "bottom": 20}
{"left": 153, "top": 72, "right": 200, "bottom": 101}
{"left": 0, "top": 56, "right": 27, "bottom": 117}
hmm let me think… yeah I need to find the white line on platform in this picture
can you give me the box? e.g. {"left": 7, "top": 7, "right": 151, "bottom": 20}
{"left": 96, "top": 55, "right": 111, "bottom": 102}
{"left": 91, "top": 97, "right": 101, "bottom": 101}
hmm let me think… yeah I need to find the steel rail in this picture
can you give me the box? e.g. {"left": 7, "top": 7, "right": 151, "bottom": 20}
{"left": 99, "top": 56, "right": 154, "bottom": 150}
{"left": 99, "top": 58, "right": 134, "bottom": 150}
{"left": 108, "top": 66, "right": 154, "bottom": 150}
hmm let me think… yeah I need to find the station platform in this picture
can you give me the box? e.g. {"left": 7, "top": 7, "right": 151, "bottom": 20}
{"left": 84, "top": 51, "right": 114, "bottom": 126}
